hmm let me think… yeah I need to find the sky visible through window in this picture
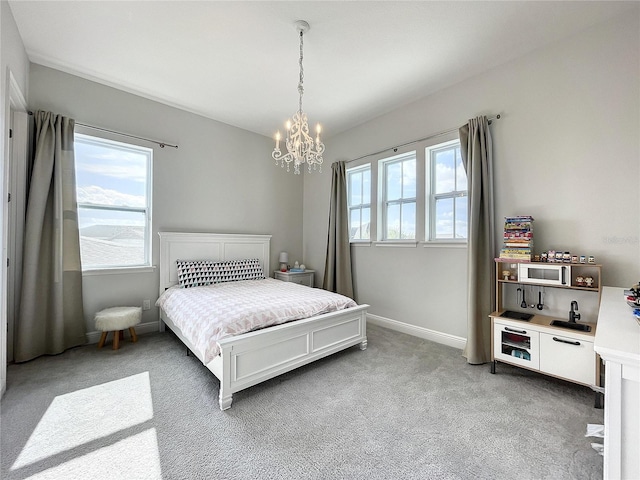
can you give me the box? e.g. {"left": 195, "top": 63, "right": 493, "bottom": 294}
{"left": 74, "top": 135, "right": 150, "bottom": 267}
{"left": 433, "top": 145, "right": 467, "bottom": 238}
{"left": 75, "top": 137, "right": 148, "bottom": 228}
{"left": 348, "top": 168, "right": 371, "bottom": 240}
{"left": 385, "top": 156, "right": 416, "bottom": 239}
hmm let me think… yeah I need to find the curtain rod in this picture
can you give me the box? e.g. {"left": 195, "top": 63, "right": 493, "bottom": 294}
{"left": 28, "top": 111, "right": 178, "bottom": 149}
{"left": 75, "top": 123, "right": 178, "bottom": 149}
{"left": 347, "top": 114, "right": 500, "bottom": 164}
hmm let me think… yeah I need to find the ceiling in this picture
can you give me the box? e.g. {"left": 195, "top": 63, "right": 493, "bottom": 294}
{"left": 8, "top": 1, "right": 636, "bottom": 138}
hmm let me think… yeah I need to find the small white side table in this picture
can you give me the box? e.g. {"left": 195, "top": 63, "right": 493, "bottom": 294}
{"left": 274, "top": 270, "right": 315, "bottom": 287}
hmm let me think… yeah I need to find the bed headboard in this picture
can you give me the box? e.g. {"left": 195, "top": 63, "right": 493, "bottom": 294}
{"left": 158, "top": 232, "right": 272, "bottom": 294}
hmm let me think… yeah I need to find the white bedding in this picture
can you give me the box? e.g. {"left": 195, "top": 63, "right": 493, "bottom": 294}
{"left": 156, "top": 278, "right": 357, "bottom": 363}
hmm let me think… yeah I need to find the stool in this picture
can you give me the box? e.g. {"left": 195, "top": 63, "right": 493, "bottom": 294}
{"left": 95, "top": 306, "right": 142, "bottom": 350}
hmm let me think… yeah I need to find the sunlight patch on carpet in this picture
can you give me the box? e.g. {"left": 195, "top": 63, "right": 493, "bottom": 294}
{"left": 12, "top": 372, "right": 154, "bottom": 470}
{"left": 23, "top": 428, "right": 161, "bottom": 480}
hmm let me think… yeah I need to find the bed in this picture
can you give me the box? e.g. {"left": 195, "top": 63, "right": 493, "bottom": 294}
{"left": 157, "top": 232, "right": 369, "bottom": 410}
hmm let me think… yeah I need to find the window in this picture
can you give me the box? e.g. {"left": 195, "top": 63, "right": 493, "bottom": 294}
{"left": 380, "top": 152, "right": 416, "bottom": 240}
{"left": 74, "top": 134, "right": 152, "bottom": 269}
{"left": 426, "top": 140, "right": 467, "bottom": 241}
{"left": 347, "top": 165, "right": 371, "bottom": 241}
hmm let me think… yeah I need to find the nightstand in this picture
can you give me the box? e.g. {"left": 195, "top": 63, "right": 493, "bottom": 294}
{"left": 274, "top": 270, "right": 315, "bottom": 287}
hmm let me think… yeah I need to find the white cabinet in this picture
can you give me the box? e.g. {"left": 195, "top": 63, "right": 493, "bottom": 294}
{"left": 493, "top": 321, "right": 540, "bottom": 370}
{"left": 539, "top": 332, "right": 595, "bottom": 385}
{"left": 274, "top": 270, "right": 315, "bottom": 287}
{"left": 594, "top": 287, "right": 640, "bottom": 480}
{"left": 490, "top": 315, "right": 597, "bottom": 386}
{"left": 492, "top": 258, "right": 601, "bottom": 388}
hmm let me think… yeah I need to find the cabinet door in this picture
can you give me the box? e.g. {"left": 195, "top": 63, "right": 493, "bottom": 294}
{"left": 493, "top": 322, "right": 540, "bottom": 370}
{"left": 539, "top": 333, "right": 595, "bottom": 385}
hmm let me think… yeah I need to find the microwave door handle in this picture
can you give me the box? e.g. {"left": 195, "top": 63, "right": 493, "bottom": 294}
{"left": 561, "top": 266, "right": 566, "bottom": 285}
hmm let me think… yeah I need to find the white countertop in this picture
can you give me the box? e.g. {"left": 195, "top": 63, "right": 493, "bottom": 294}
{"left": 594, "top": 286, "right": 640, "bottom": 366}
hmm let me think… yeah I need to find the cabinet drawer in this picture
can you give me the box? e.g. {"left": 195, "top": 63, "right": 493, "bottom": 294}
{"left": 493, "top": 322, "right": 540, "bottom": 370}
{"left": 274, "top": 272, "right": 314, "bottom": 287}
{"left": 289, "top": 275, "right": 312, "bottom": 286}
{"left": 539, "top": 333, "right": 595, "bottom": 385}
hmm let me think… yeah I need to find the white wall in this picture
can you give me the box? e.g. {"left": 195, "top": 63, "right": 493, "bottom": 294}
{"left": 303, "top": 12, "right": 640, "bottom": 340}
{"left": 1, "top": 1, "right": 28, "bottom": 91}
{"left": 28, "top": 64, "right": 305, "bottom": 337}
{"left": 1, "top": 0, "right": 29, "bottom": 390}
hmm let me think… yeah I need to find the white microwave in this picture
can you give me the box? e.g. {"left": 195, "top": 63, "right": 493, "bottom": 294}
{"left": 518, "top": 263, "right": 571, "bottom": 286}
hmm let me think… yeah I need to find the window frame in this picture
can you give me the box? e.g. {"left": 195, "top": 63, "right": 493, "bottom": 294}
{"left": 379, "top": 151, "right": 417, "bottom": 242}
{"left": 346, "top": 164, "right": 372, "bottom": 242}
{"left": 425, "top": 139, "right": 468, "bottom": 243}
{"left": 74, "top": 132, "right": 153, "bottom": 273}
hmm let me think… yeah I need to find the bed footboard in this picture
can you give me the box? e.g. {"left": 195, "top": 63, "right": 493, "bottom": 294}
{"left": 210, "top": 304, "right": 368, "bottom": 410}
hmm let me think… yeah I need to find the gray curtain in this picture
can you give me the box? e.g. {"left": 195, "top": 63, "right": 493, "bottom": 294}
{"left": 323, "top": 161, "right": 354, "bottom": 299}
{"left": 459, "top": 116, "right": 495, "bottom": 365}
{"left": 14, "top": 111, "right": 86, "bottom": 362}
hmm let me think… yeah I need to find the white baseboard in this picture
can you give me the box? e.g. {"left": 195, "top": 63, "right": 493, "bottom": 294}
{"left": 367, "top": 313, "right": 466, "bottom": 350}
{"left": 87, "top": 316, "right": 467, "bottom": 350}
{"left": 85, "top": 321, "right": 160, "bottom": 344}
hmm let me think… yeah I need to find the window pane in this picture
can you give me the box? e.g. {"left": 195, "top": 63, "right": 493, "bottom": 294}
{"left": 349, "top": 171, "right": 362, "bottom": 206}
{"left": 402, "top": 158, "right": 416, "bottom": 198}
{"left": 455, "top": 147, "right": 467, "bottom": 191}
{"left": 386, "top": 203, "right": 400, "bottom": 239}
{"left": 78, "top": 207, "right": 146, "bottom": 267}
{"left": 362, "top": 169, "right": 371, "bottom": 205}
{"left": 386, "top": 162, "right": 402, "bottom": 201}
{"left": 75, "top": 134, "right": 151, "bottom": 269}
{"left": 434, "top": 149, "right": 455, "bottom": 194}
{"left": 401, "top": 201, "right": 416, "bottom": 239}
{"left": 361, "top": 207, "right": 370, "bottom": 240}
{"left": 455, "top": 195, "right": 468, "bottom": 239}
{"left": 349, "top": 208, "right": 361, "bottom": 240}
{"left": 75, "top": 139, "right": 148, "bottom": 208}
{"left": 435, "top": 197, "right": 453, "bottom": 239}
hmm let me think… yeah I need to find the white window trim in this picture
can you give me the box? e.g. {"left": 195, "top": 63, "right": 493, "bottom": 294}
{"left": 82, "top": 266, "right": 157, "bottom": 276}
{"left": 350, "top": 240, "right": 372, "bottom": 247}
{"left": 343, "top": 131, "right": 467, "bottom": 245}
{"left": 420, "top": 241, "right": 467, "bottom": 249}
{"left": 379, "top": 151, "right": 417, "bottom": 242}
{"left": 74, "top": 131, "right": 153, "bottom": 272}
{"left": 425, "top": 138, "right": 468, "bottom": 244}
{"left": 374, "top": 240, "right": 418, "bottom": 248}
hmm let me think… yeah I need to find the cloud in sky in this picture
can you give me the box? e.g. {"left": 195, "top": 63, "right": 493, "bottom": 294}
{"left": 78, "top": 185, "right": 145, "bottom": 207}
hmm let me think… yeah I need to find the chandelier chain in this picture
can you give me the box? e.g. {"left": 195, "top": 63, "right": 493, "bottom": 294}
{"left": 298, "top": 30, "right": 304, "bottom": 113}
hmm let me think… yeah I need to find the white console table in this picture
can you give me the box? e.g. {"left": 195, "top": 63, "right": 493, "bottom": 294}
{"left": 594, "top": 286, "right": 640, "bottom": 480}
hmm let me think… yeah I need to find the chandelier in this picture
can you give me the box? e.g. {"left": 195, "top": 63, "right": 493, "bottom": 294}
{"left": 272, "top": 20, "right": 324, "bottom": 175}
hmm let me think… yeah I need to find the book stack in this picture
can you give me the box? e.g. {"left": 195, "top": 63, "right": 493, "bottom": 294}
{"left": 500, "top": 216, "right": 534, "bottom": 260}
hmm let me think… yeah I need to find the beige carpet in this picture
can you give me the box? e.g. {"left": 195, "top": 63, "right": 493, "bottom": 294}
{"left": 1, "top": 324, "right": 603, "bottom": 479}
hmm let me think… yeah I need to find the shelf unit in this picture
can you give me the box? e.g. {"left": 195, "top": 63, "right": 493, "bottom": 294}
{"left": 495, "top": 259, "right": 602, "bottom": 311}
{"left": 491, "top": 259, "right": 602, "bottom": 392}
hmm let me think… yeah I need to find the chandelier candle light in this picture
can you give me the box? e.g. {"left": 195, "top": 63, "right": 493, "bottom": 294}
{"left": 272, "top": 20, "right": 324, "bottom": 175}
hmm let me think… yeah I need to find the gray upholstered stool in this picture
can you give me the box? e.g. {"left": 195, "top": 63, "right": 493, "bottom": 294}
{"left": 95, "top": 306, "right": 142, "bottom": 350}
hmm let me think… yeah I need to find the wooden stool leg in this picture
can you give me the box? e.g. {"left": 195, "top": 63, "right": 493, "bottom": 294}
{"left": 98, "top": 332, "right": 108, "bottom": 348}
{"left": 119, "top": 330, "right": 124, "bottom": 340}
{"left": 129, "top": 327, "right": 138, "bottom": 343}
{"left": 113, "top": 331, "right": 120, "bottom": 350}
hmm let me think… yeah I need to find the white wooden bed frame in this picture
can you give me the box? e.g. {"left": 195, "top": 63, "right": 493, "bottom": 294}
{"left": 158, "top": 232, "right": 368, "bottom": 410}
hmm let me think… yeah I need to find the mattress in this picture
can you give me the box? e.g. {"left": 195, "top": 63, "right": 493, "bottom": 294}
{"left": 156, "top": 278, "right": 357, "bottom": 363}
